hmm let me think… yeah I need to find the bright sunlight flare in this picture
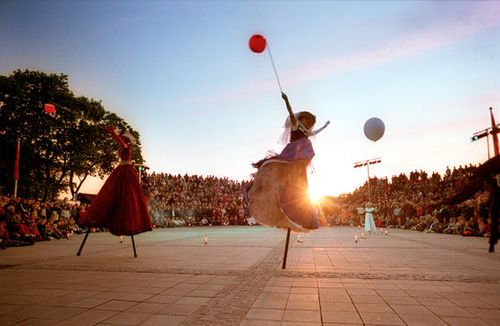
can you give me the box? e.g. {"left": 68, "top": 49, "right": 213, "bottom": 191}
{"left": 308, "top": 174, "right": 327, "bottom": 203}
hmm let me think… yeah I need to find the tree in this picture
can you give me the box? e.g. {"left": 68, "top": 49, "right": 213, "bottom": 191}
{"left": 0, "top": 70, "right": 144, "bottom": 200}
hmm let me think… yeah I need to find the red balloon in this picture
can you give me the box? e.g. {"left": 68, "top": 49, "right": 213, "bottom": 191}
{"left": 249, "top": 34, "right": 266, "bottom": 53}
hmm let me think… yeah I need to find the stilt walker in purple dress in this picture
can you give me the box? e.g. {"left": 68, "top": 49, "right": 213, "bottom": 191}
{"left": 247, "top": 92, "right": 329, "bottom": 268}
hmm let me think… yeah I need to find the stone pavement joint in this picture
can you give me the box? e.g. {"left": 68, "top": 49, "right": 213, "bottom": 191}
{"left": 277, "top": 271, "right": 499, "bottom": 283}
{"left": 182, "top": 245, "right": 287, "bottom": 325}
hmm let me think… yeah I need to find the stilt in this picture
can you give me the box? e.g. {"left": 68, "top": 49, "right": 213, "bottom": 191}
{"left": 282, "top": 228, "right": 291, "bottom": 269}
{"left": 131, "top": 235, "right": 137, "bottom": 258}
{"left": 76, "top": 230, "right": 90, "bottom": 256}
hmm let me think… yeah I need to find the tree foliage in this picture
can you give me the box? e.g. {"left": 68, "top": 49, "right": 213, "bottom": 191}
{"left": 0, "top": 70, "right": 144, "bottom": 200}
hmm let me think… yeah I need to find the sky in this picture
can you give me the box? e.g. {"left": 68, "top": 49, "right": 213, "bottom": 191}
{"left": 1, "top": 1, "right": 499, "bottom": 197}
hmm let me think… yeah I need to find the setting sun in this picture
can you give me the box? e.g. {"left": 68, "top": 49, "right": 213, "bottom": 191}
{"left": 308, "top": 174, "right": 327, "bottom": 203}
{"left": 308, "top": 189, "right": 324, "bottom": 204}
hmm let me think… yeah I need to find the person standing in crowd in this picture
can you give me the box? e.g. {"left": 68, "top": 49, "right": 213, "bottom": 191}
{"left": 79, "top": 127, "right": 152, "bottom": 238}
{"left": 364, "top": 202, "right": 377, "bottom": 233}
{"left": 247, "top": 92, "right": 329, "bottom": 232}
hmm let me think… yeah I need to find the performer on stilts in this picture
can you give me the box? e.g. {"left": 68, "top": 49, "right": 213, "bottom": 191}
{"left": 247, "top": 92, "right": 329, "bottom": 267}
{"left": 77, "top": 126, "right": 152, "bottom": 257}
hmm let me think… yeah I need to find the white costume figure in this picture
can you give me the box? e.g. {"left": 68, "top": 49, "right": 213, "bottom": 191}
{"left": 364, "top": 203, "right": 377, "bottom": 233}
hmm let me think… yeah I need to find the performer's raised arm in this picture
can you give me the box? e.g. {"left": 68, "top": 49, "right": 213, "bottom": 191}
{"left": 281, "top": 92, "right": 296, "bottom": 127}
{"left": 105, "top": 126, "right": 129, "bottom": 148}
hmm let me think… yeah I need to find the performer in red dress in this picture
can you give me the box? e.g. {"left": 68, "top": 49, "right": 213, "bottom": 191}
{"left": 77, "top": 127, "right": 152, "bottom": 256}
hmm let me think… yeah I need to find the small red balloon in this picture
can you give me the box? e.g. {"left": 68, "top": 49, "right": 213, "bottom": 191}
{"left": 249, "top": 34, "right": 266, "bottom": 53}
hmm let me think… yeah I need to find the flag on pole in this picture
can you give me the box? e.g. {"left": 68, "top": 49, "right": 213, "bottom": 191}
{"left": 44, "top": 103, "right": 56, "bottom": 114}
{"left": 13, "top": 140, "right": 20, "bottom": 181}
{"left": 490, "top": 107, "right": 499, "bottom": 157}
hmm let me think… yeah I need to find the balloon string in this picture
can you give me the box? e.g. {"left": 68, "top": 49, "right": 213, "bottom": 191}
{"left": 266, "top": 44, "right": 283, "bottom": 92}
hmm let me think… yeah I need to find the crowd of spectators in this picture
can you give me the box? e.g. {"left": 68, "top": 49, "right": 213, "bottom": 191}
{"left": 2, "top": 163, "right": 492, "bottom": 250}
{"left": 0, "top": 172, "right": 253, "bottom": 249}
{"left": 0, "top": 196, "right": 86, "bottom": 249}
{"left": 145, "top": 172, "right": 250, "bottom": 227}
{"left": 327, "top": 164, "right": 492, "bottom": 238}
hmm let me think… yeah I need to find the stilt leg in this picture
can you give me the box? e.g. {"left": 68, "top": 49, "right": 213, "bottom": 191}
{"left": 282, "top": 228, "right": 291, "bottom": 269}
{"left": 76, "top": 230, "right": 90, "bottom": 256}
{"left": 131, "top": 235, "right": 137, "bottom": 258}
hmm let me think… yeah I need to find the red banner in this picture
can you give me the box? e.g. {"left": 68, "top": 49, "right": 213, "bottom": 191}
{"left": 44, "top": 103, "right": 56, "bottom": 114}
{"left": 13, "top": 140, "right": 20, "bottom": 181}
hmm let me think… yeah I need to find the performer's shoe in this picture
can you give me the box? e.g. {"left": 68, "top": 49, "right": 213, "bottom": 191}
{"left": 489, "top": 244, "right": 495, "bottom": 253}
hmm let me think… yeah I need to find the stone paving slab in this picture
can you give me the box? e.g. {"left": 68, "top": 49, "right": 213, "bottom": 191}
{"left": 0, "top": 226, "right": 499, "bottom": 325}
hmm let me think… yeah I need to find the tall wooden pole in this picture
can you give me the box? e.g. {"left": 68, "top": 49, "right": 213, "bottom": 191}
{"left": 366, "top": 163, "right": 371, "bottom": 203}
{"left": 282, "top": 228, "right": 291, "bottom": 269}
{"left": 131, "top": 235, "right": 138, "bottom": 258}
{"left": 13, "top": 139, "right": 20, "bottom": 198}
{"left": 76, "top": 230, "right": 90, "bottom": 256}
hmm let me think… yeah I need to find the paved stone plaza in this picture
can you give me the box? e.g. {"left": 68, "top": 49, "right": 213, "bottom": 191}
{"left": 0, "top": 226, "right": 499, "bottom": 325}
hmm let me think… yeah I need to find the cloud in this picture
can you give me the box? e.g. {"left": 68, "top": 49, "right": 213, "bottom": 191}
{"left": 188, "top": 2, "right": 500, "bottom": 104}
{"left": 288, "top": 3, "right": 500, "bottom": 84}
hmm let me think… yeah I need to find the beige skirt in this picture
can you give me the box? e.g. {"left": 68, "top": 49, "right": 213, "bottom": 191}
{"left": 248, "top": 159, "right": 318, "bottom": 232}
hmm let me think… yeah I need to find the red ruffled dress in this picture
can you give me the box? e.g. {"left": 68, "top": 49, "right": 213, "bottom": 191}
{"left": 80, "top": 131, "right": 152, "bottom": 236}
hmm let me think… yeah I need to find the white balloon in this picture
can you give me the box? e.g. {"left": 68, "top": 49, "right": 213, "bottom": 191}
{"left": 363, "top": 117, "right": 385, "bottom": 142}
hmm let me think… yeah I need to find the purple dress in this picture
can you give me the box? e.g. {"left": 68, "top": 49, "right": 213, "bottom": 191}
{"left": 278, "top": 138, "right": 315, "bottom": 161}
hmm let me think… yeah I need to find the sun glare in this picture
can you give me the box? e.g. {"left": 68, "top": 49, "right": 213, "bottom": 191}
{"left": 308, "top": 187, "right": 324, "bottom": 204}
{"left": 308, "top": 175, "right": 326, "bottom": 203}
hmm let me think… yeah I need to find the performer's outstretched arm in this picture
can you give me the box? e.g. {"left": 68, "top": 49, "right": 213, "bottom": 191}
{"left": 105, "top": 127, "right": 129, "bottom": 148}
{"left": 312, "top": 121, "right": 331, "bottom": 136}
